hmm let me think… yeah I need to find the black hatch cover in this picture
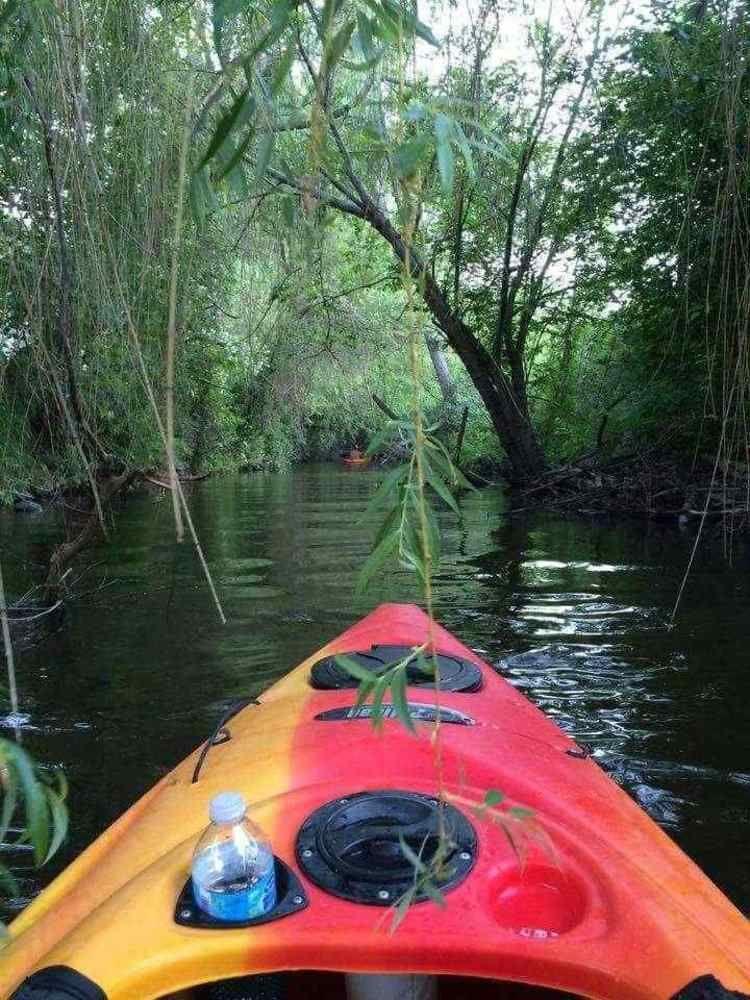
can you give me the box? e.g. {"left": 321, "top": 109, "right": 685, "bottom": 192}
{"left": 309, "top": 644, "right": 483, "bottom": 693}
{"left": 296, "top": 790, "right": 477, "bottom": 905}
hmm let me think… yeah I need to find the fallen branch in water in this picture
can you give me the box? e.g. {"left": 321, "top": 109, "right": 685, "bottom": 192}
{"left": 510, "top": 450, "right": 750, "bottom": 527}
{"left": 44, "top": 471, "right": 136, "bottom": 596}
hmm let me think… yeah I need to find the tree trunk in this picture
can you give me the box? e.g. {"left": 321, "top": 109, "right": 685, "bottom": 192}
{"left": 357, "top": 200, "right": 547, "bottom": 481}
{"left": 44, "top": 471, "right": 134, "bottom": 596}
{"left": 425, "top": 331, "right": 457, "bottom": 405}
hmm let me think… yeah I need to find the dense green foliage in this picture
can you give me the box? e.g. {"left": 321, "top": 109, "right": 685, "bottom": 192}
{"left": 1, "top": 0, "right": 748, "bottom": 500}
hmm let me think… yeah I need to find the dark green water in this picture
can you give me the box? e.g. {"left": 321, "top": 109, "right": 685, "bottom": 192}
{"left": 2, "top": 465, "right": 749, "bottom": 915}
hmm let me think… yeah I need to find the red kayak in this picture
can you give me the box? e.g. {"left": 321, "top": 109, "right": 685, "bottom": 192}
{"left": 4, "top": 604, "right": 749, "bottom": 1000}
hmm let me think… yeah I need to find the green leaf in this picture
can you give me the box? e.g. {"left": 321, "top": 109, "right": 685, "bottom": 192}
{"left": 365, "top": 420, "right": 401, "bottom": 456}
{"left": 421, "top": 494, "right": 441, "bottom": 573}
{"left": 189, "top": 167, "right": 217, "bottom": 227}
{"left": 414, "top": 651, "right": 435, "bottom": 680}
{"left": 421, "top": 878, "right": 447, "bottom": 907}
{"left": 393, "top": 135, "right": 430, "bottom": 180}
{"left": 390, "top": 887, "right": 415, "bottom": 931}
{"left": 403, "top": 101, "right": 427, "bottom": 122}
{"left": 0, "top": 863, "right": 19, "bottom": 898}
{"left": 199, "top": 89, "right": 254, "bottom": 170}
{"left": 215, "top": 127, "right": 255, "bottom": 183}
{"left": 325, "top": 18, "right": 356, "bottom": 70}
{"left": 433, "top": 113, "right": 455, "bottom": 194}
{"left": 399, "top": 833, "right": 427, "bottom": 875}
{"left": 321, "top": 0, "right": 343, "bottom": 35}
{"left": 255, "top": 132, "right": 275, "bottom": 181}
{"left": 372, "top": 504, "right": 400, "bottom": 547}
{"left": 390, "top": 666, "right": 416, "bottom": 733}
{"left": 271, "top": 40, "right": 296, "bottom": 95}
{"left": 354, "top": 677, "right": 376, "bottom": 709}
{"left": 452, "top": 121, "right": 475, "bottom": 177}
{"left": 355, "top": 11, "right": 377, "bottom": 61}
{"left": 509, "top": 806, "right": 535, "bottom": 820}
{"left": 42, "top": 782, "right": 69, "bottom": 864}
{"left": 380, "top": 0, "right": 439, "bottom": 46}
{"left": 369, "top": 675, "right": 389, "bottom": 728}
{"left": 8, "top": 742, "right": 49, "bottom": 865}
{"left": 364, "top": 464, "right": 408, "bottom": 516}
{"left": 0, "top": 0, "right": 20, "bottom": 30}
{"left": 248, "top": 0, "right": 293, "bottom": 60}
{"left": 227, "top": 161, "right": 249, "bottom": 199}
{"left": 361, "top": 0, "right": 399, "bottom": 43}
{"left": 484, "top": 789, "right": 504, "bottom": 807}
{"left": 0, "top": 762, "right": 17, "bottom": 844}
{"left": 335, "top": 655, "right": 377, "bottom": 683}
{"left": 422, "top": 453, "right": 459, "bottom": 513}
{"left": 281, "top": 195, "right": 296, "bottom": 226}
{"left": 356, "top": 528, "right": 398, "bottom": 594}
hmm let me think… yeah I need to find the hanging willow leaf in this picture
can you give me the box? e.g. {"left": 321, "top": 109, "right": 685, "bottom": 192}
{"left": 356, "top": 11, "right": 377, "bottom": 61}
{"left": 272, "top": 40, "right": 296, "bottom": 95}
{"left": 0, "top": 740, "right": 69, "bottom": 909}
{"left": 335, "top": 654, "right": 377, "bottom": 683}
{"left": 321, "top": 0, "right": 344, "bottom": 35}
{"left": 434, "top": 113, "right": 455, "bottom": 194}
{"left": 0, "top": 0, "right": 20, "bottom": 29}
{"left": 452, "top": 121, "right": 475, "bottom": 177}
{"left": 227, "top": 162, "right": 249, "bottom": 199}
{"left": 325, "top": 18, "right": 356, "bottom": 70}
{"left": 281, "top": 195, "right": 297, "bottom": 226}
{"left": 248, "top": 0, "right": 293, "bottom": 60}
{"left": 393, "top": 135, "right": 431, "bottom": 180}
{"left": 8, "top": 741, "right": 50, "bottom": 865}
{"left": 380, "top": 0, "right": 439, "bottom": 47}
{"left": 212, "top": 0, "right": 254, "bottom": 54}
{"left": 356, "top": 528, "right": 398, "bottom": 594}
{"left": 254, "top": 132, "right": 275, "bottom": 180}
{"left": 364, "top": 464, "right": 408, "bottom": 516}
{"left": 190, "top": 167, "right": 218, "bottom": 227}
{"left": 361, "top": 0, "right": 399, "bottom": 43}
{"left": 200, "top": 89, "right": 255, "bottom": 170}
{"left": 215, "top": 127, "right": 255, "bottom": 183}
{"left": 391, "top": 666, "right": 415, "bottom": 733}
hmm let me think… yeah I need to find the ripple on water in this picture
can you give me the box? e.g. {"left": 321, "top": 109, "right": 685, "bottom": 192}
{"left": 2, "top": 467, "right": 749, "bottom": 915}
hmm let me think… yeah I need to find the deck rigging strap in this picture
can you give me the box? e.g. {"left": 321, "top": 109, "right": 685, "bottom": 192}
{"left": 191, "top": 698, "right": 256, "bottom": 783}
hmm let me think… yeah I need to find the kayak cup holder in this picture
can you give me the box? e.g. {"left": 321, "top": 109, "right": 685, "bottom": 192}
{"left": 487, "top": 864, "right": 587, "bottom": 939}
{"left": 174, "top": 856, "right": 308, "bottom": 929}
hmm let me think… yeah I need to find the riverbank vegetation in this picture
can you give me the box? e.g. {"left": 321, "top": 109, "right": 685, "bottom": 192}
{"left": 1, "top": 0, "right": 748, "bottom": 516}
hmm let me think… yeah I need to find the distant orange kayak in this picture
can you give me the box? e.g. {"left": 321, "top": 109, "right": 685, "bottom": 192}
{"left": 5, "top": 604, "right": 749, "bottom": 999}
{"left": 341, "top": 455, "right": 370, "bottom": 467}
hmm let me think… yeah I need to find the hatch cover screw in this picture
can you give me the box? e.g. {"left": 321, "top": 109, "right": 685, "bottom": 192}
{"left": 302, "top": 848, "right": 313, "bottom": 858}
{"left": 338, "top": 797, "right": 349, "bottom": 803}
{"left": 378, "top": 890, "right": 390, "bottom": 900}
{"left": 293, "top": 895, "right": 304, "bottom": 905}
{"left": 180, "top": 908, "right": 193, "bottom": 920}
{"left": 459, "top": 852, "right": 471, "bottom": 861}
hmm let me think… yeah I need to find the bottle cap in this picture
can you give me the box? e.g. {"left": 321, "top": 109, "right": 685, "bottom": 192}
{"left": 209, "top": 791, "right": 247, "bottom": 824}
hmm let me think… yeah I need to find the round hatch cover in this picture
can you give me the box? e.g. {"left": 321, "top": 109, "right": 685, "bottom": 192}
{"left": 309, "top": 644, "right": 483, "bottom": 693}
{"left": 296, "top": 790, "right": 477, "bottom": 905}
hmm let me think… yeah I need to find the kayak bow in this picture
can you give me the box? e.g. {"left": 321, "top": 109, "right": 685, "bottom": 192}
{"left": 4, "top": 604, "right": 749, "bottom": 1000}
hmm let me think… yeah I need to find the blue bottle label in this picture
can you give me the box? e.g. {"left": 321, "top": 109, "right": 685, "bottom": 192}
{"left": 192, "top": 864, "right": 277, "bottom": 922}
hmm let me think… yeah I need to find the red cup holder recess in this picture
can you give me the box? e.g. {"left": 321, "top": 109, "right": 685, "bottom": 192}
{"left": 488, "top": 864, "right": 587, "bottom": 939}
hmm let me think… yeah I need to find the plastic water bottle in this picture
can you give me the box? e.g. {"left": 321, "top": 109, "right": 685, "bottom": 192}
{"left": 191, "top": 791, "right": 277, "bottom": 922}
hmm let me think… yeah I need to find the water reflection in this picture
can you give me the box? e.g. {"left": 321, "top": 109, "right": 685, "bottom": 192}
{"left": 1, "top": 466, "right": 748, "bottom": 915}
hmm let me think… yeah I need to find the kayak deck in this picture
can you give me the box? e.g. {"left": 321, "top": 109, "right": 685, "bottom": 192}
{"left": 4, "top": 604, "right": 749, "bottom": 1000}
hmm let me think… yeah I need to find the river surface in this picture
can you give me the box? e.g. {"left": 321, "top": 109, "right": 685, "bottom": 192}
{"left": 1, "top": 465, "right": 749, "bottom": 916}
